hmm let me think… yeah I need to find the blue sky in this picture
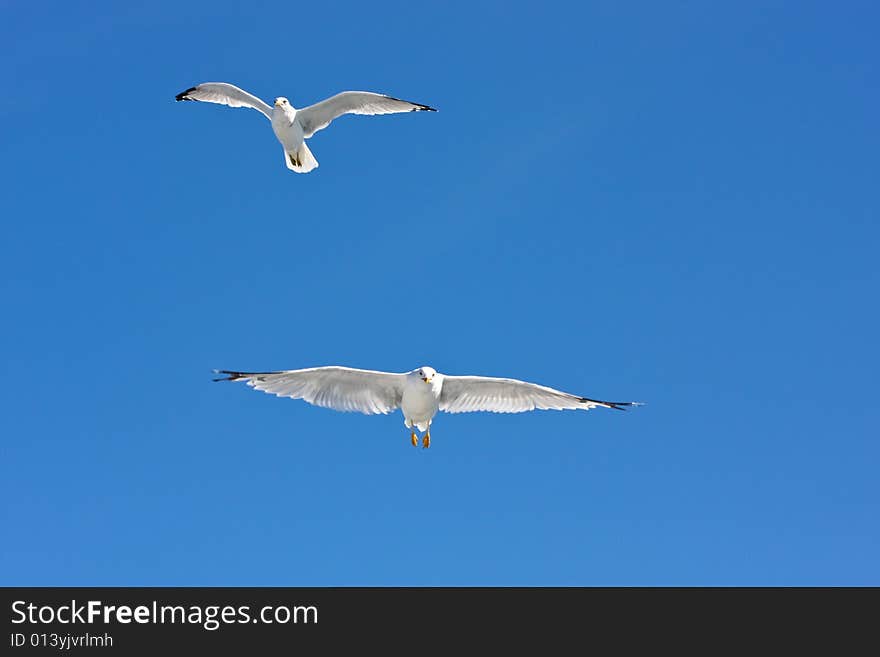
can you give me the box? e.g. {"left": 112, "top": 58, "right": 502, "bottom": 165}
{"left": 2, "top": 1, "right": 877, "bottom": 585}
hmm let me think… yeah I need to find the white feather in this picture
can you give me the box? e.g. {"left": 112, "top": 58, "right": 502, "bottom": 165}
{"left": 219, "top": 366, "right": 405, "bottom": 415}
{"left": 296, "top": 91, "right": 436, "bottom": 138}
{"left": 176, "top": 82, "right": 272, "bottom": 120}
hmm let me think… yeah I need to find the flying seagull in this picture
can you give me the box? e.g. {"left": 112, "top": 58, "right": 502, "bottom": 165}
{"left": 214, "top": 365, "right": 641, "bottom": 448}
{"left": 175, "top": 82, "right": 436, "bottom": 173}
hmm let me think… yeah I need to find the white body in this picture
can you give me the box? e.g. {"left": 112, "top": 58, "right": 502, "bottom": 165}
{"left": 271, "top": 103, "right": 304, "bottom": 154}
{"left": 269, "top": 100, "right": 317, "bottom": 172}
{"left": 401, "top": 369, "right": 443, "bottom": 431}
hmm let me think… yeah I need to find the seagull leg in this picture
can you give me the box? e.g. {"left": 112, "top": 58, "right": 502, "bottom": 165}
{"left": 411, "top": 431, "right": 418, "bottom": 447}
{"left": 422, "top": 430, "right": 431, "bottom": 449}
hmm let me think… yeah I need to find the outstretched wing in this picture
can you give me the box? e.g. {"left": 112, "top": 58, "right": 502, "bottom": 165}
{"left": 175, "top": 82, "right": 272, "bottom": 120}
{"left": 214, "top": 366, "right": 406, "bottom": 415}
{"left": 439, "top": 375, "right": 640, "bottom": 414}
{"left": 296, "top": 91, "right": 436, "bottom": 138}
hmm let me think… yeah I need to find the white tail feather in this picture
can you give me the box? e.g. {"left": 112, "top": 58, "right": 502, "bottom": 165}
{"left": 284, "top": 142, "right": 319, "bottom": 173}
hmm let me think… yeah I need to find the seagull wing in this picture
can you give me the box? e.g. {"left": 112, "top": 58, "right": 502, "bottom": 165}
{"left": 296, "top": 91, "right": 436, "bottom": 138}
{"left": 439, "top": 375, "right": 640, "bottom": 414}
{"left": 214, "top": 366, "right": 406, "bottom": 415}
{"left": 175, "top": 82, "right": 272, "bottom": 120}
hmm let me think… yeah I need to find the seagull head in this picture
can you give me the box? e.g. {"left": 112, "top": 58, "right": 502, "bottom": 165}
{"left": 415, "top": 366, "right": 437, "bottom": 384}
{"left": 274, "top": 97, "right": 290, "bottom": 108}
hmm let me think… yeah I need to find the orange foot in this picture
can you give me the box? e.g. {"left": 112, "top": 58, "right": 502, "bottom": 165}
{"left": 411, "top": 431, "right": 418, "bottom": 447}
{"left": 422, "top": 432, "right": 431, "bottom": 449}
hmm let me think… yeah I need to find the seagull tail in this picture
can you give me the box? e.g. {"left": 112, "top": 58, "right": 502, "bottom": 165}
{"left": 284, "top": 142, "right": 319, "bottom": 173}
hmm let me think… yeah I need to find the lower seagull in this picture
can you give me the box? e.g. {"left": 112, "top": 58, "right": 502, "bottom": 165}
{"left": 214, "top": 365, "right": 641, "bottom": 448}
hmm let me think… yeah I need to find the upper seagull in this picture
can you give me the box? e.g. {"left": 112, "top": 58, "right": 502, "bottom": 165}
{"left": 214, "top": 365, "right": 642, "bottom": 448}
{"left": 175, "top": 82, "right": 436, "bottom": 173}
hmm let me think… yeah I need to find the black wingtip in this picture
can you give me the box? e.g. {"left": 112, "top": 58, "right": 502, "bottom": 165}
{"left": 580, "top": 398, "right": 644, "bottom": 411}
{"left": 383, "top": 94, "right": 437, "bottom": 112}
{"left": 212, "top": 369, "right": 249, "bottom": 382}
{"left": 175, "top": 86, "right": 198, "bottom": 102}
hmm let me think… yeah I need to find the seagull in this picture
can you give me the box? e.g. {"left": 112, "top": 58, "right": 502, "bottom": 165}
{"left": 214, "top": 365, "right": 641, "bottom": 448}
{"left": 175, "top": 82, "right": 436, "bottom": 173}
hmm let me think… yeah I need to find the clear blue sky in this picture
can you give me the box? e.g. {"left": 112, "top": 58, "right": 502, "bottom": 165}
{"left": 2, "top": 1, "right": 877, "bottom": 585}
